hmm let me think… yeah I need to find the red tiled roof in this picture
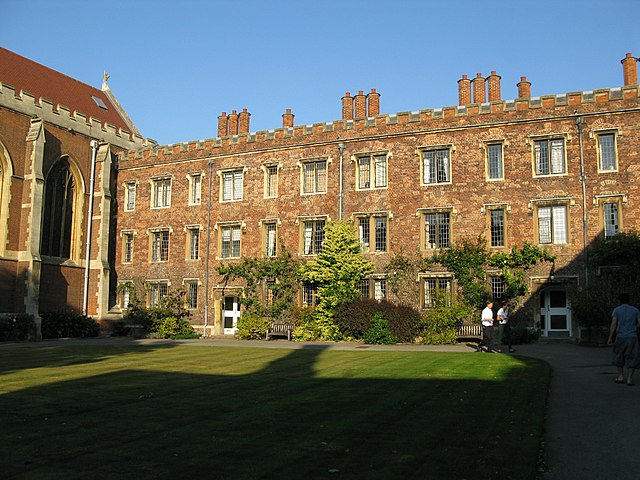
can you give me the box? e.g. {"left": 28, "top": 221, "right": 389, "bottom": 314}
{"left": 0, "top": 47, "right": 134, "bottom": 133}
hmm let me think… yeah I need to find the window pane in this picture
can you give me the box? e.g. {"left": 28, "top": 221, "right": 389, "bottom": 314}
{"left": 303, "top": 163, "right": 314, "bottom": 193}
{"left": 358, "top": 217, "right": 370, "bottom": 251}
{"left": 222, "top": 227, "right": 231, "bottom": 257}
{"left": 535, "top": 141, "right": 549, "bottom": 175}
{"left": 423, "top": 151, "right": 435, "bottom": 184}
{"left": 358, "top": 157, "right": 371, "bottom": 188}
{"left": 488, "top": 144, "right": 503, "bottom": 179}
{"left": 187, "top": 282, "right": 198, "bottom": 309}
{"left": 232, "top": 226, "right": 241, "bottom": 257}
{"left": 436, "top": 150, "right": 449, "bottom": 183}
{"left": 550, "top": 139, "right": 565, "bottom": 174}
{"left": 374, "top": 279, "right": 386, "bottom": 301}
{"left": 437, "top": 213, "right": 450, "bottom": 248}
{"left": 223, "top": 172, "right": 232, "bottom": 201}
{"left": 191, "top": 175, "right": 201, "bottom": 204}
{"left": 233, "top": 170, "right": 243, "bottom": 200}
{"left": 490, "top": 209, "right": 505, "bottom": 247}
{"left": 552, "top": 206, "right": 567, "bottom": 244}
{"left": 538, "top": 207, "right": 552, "bottom": 244}
{"left": 374, "top": 154, "right": 387, "bottom": 187}
{"left": 375, "top": 217, "right": 387, "bottom": 252}
{"left": 599, "top": 134, "right": 616, "bottom": 170}
{"left": 604, "top": 203, "right": 619, "bottom": 237}
{"left": 316, "top": 161, "right": 327, "bottom": 192}
{"left": 266, "top": 223, "right": 277, "bottom": 257}
{"left": 267, "top": 166, "right": 278, "bottom": 197}
{"left": 190, "top": 229, "right": 199, "bottom": 260}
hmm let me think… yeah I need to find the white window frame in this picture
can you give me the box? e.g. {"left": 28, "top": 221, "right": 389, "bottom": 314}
{"left": 356, "top": 152, "right": 388, "bottom": 190}
{"left": 263, "top": 220, "right": 278, "bottom": 258}
{"left": 185, "top": 225, "right": 201, "bottom": 260}
{"left": 485, "top": 142, "right": 504, "bottom": 181}
{"left": 301, "top": 218, "right": 326, "bottom": 255}
{"left": 151, "top": 177, "right": 172, "bottom": 209}
{"left": 419, "top": 208, "right": 453, "bottom": 251}
{"left": 124, "top": 181, "right": 136, "bottom": 211}
{"left": 149, "top": 228, "right": 171, "bottom": 262}
{"left": 220, "top": 169, "right": 244, "bottom": 202}
{"left": 355, "top": 213, "right": 389, "bottom": 253}
{"left": 537, "top": 205, "right": 568, "bottom": 245}
{"left": 533, "top": 137, "right": 567, "bottom": 177}
{"left": 420, "top": 146, "right": 452, "bottom": 185}
{"left": 421, "top": 274, "right": 453, "bottom": 309}
{"left": 148, "top": 280, "right": 169, "bottom": 308}
{"left": 188, "top": 172, "right": 203, "bottom": 205}
{"left": 263, "top": 164, "right": 280, "bottom": 198}
{"left": 218, "top": 223, "right": 242, "bottom": 259}
{"left": 184, "top": 279, "right": 199, "bottom": 309}
{"left": 122, "top": 230, "right": 134, "bottom": 264}
{"left": 300, "top": 159, "right": 328, "bottom": 195}
{"left": 597, "top": 132, "right": 618, "bottom": 172}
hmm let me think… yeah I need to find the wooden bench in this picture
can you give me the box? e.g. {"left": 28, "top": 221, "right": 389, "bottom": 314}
{"left": 456, "top": 323, "right": 483, "bottom": 340}
{"left": 266, "top": 322, "right": 294, "bottom": 341}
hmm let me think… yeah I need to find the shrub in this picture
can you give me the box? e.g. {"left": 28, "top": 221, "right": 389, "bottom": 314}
{"left": 153, "top": 316, "right": 197, "bottom": 339}
{"left": 363, "top": 313, "right": 398, "bottom": 345}
{"left": 334, "top": 299, "right": 422, "bottom": 342}
{"left": 0, "top": 314, "right": 35, "bottom": 341}
{"left": 507, "top": 324, "right": 540, "bottom": 345}
{"left": 236, "top": 313, "right": 271, "bottom": 340}
{"left": 421, "top": 302, "right": 472, "bottom": 345}
{"left": 40, "top": 311, "right": 100, "bottom": 339}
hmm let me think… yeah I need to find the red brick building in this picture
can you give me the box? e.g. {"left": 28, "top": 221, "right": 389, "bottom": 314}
{"left": 0, "top": 47, "right": 149, "bottom": 337}
{"left": 115, "top": 54, "right": 640, "bottom": 339}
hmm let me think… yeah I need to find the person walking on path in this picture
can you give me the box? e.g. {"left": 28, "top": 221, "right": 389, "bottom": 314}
{"left": 497, "top": 301, "right": 516, "bottom": 353}
{"left": 476, "top": 300, "right": 495, "bottom": 352}
{"left": 608, "top": 292, "right": 640, "bottom": 386}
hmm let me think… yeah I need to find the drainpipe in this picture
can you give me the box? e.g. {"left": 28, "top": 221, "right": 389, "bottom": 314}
{"left": 82, "top": 140, "right": 99, "bottom": 316}
{"left": 338, "top": 143, "right": 345, "bottom": 220}
{"left": 575, "top": 117, "right": 589, "bottom": 289}
{"left": 204, "top": 159, "right": 214, "bottom": 336}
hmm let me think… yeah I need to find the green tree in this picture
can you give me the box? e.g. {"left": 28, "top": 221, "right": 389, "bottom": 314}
{"left": 297, "top": 221, "right": 374, "bottom": 340}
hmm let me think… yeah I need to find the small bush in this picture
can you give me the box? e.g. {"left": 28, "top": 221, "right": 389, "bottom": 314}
{"left": 507, "top": 324, "right": 540, "bottom": 345}
{"left": 236, "top": 313, "right": 271, "bottom": 340}
{"left": 0, "top": 314, "right": 35, "bottom": 341}
{"left": 421, "top": 302, "right": 472, "bottom": 345}
{"left": 153, "top": 316, "right": 196, "bottom": 339}
{"left": 41, "top": 311, "right": 100, "bottom": 339}
{"left": 363, "top": 313, "right": 398, "bottom": 345}
{"left": 334, "top": 299, "right": 422, "bottom": 342}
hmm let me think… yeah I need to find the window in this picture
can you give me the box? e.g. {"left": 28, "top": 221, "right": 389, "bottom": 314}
{"left": 359, "top": 277, "right": 387, "bottom": 301}
{"left": 490, "top": 276, "right": 505, "bottom": 301}
{"left": 534, "top": 138, "right": 565, "bottom": 176}
{"left": 187, "top": 227, "right": 200, "bottom": 260}
{"left": 125, "top": 182, "right": 136, "bottom": 211}
{"left": 302, "top": 283, "right": 319, "bottom": 306}
{"left": 487, "top": 143, "right": 504, "bottom": 180}
{"left": 421, "top": 148, "right": 451, "bottom": 184}
{"left": 189, "top": 173, "right": 202, "bottom": 205}
{"left": 357, "top": 215, "right": 388, "bottom": 253}
{"left": 423, "top": 276, "right": 453, "bottom": 309}
{"left": 120, "top": 285, "right": 131, "bottom": 309}
{"left": 186, "top": 281, "right": 198, "bottom": 309}
{"left": 222, "top": 169, "right": 243, "bottom": 202}
{"left": 264, "top": 221, "right": 277, "bottom": 257}
{"left": 423, "top": 211, "right": 451, "bottom": 249}
{"left": 598, "top": 133, "right": 617, "bottom": 171}
{"left": 220, "top": 224, "right": 241, "bottom": 258}
{"left": 490, "top": 208, "right": 505, "bottom": 247}
{"left": 265, "top": 165, "right": 278, "bottom": 198}
{"left": 123, "top": 232, "right": 134, "bottom": 263}
{"left": 302, "top": 160, "right": 327, "bottom": 194}
{"left": 357, "top": 153, "right": 387, "bottom": 189}
{"left": 152, "top": 177, "right": 172, "bottom": 208}
{"left": 148, "top": 281, "right": 168, "bottom": 307}
{"left": 537, "top": 205, "right": 567, "bottom": 244}
{"left": 302, "top": 219, "right": 325, "bottom": 255}
{"left": 151, "top": 229, "right": 170, "bottom": 262}
{"left": 603, "top": 202, "right": 619, "bottom": 238}
{"left": 41, "top": 158, "right": 79, "bottom": 259}
{"left": 263, "top": 279, "right": 276, "bottom": 307}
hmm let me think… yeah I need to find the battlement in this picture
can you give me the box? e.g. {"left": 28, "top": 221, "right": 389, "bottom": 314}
{"left": 0, "top": 81, "right": 151, "bottom": 149}
{"left": 125, "top": 84, "right": 640, "bottom": 164}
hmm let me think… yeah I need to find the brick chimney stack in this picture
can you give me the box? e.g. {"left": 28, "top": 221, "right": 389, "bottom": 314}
{"left": 458, "top": 74, "right": 471, "bottom": 106}
{"left": 227, "top": 110, "right": 239, "bottom": 135}
{"left": 367, "top": 88, "right": 380, "bottom": 116}
{"left": 282, "top": 108, "right": 295, "bottom": 128}
{"left": 621, "top": 52, "right": 638, "bottom": 86}
{"left": 217, "top": 111, "right": 228, "bottom": 137}
{"left": 517, "top": 76, "right": 532, "bottom": 99}
{"left": 354, "top": 90, "right": 367, "bottom": 118}
{"left": 238, "top": 108, "right": 251, "bottom": 134}
{"left": 472, "top": 73, "right": 486, "bottom": 104}
{"left": 487, "top": 71, "right": 501, "bottom": 102}
{"left": 341, "top": 92, "right": 354, "bottom": 120}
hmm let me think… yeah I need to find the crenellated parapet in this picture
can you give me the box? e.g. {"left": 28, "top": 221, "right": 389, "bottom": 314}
{"left": 0, "top": 82, "right": 151, "bottom": 149}
{"left": 123, "top": 84, "right": 640, "bottom": 167}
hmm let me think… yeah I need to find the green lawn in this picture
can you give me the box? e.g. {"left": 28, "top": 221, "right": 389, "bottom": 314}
{"left": 0, "top": 344, "right": 549, "bottom": 480}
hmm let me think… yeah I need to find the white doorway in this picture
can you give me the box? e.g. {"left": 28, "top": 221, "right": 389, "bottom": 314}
{"left": 222, "top": 296, "right": 241, "bottom": 335}
{"left": 540, "top": 287, "right": 572, "bottom": 337}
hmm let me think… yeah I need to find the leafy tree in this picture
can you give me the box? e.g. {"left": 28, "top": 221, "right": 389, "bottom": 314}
{"left": 297, "top": 221, "right": 374, "bottom": 340}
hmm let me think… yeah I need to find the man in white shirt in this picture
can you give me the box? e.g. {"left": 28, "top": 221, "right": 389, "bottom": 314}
{"left": 476, "top": 301, "right": 495, "bottom": 352}
{"left": 497, "top": 302, "right": 515, "bottom": 353}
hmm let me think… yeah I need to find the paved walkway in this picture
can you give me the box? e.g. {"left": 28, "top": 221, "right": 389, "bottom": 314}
{"left": 3, "top": 337, "right": 639, "bottom": 479}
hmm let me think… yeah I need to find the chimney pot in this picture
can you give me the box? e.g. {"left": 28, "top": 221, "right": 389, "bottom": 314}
{"left": 217, "top": 112, "right": 229, "bottom": 137}
{"left": 487, "top": 71, "right": 502, "bottom": 102}
{"left": 472, "top": 73, "right": 486, "bottom": 104}
{"left": 367, "top": 88, "right": 381, "bottom": 117}
{"left": 458, "top": 74, "right": 472, "bottom": 106}
{"left": 354, "top": 90, "right": 367, "bottom": 118}
{"left": 227, "top": 110, "right": 239, "bottom": 135}
{"left": 341, "top": 92, "right": 354, "bottom": 120}
{"left": 282, "top": 108, "right": 295, "bottom": 128}
{"left": 238, "top": 108, "right": 251, "bottom": 134}
{"left": 517, "top": 76, "right": 532, "bottom": 99}
{"left": 621, "top": 52, "right": 638, "bottom": 86}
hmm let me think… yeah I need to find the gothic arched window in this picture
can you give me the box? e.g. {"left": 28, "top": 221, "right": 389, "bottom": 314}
{"left": 41, "top": 159, "right": 77, "bottom": 259}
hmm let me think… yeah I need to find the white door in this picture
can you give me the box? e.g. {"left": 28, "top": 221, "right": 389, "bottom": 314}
{"left": 540, "top": 287, "right": 572, "bottom": 337}
{"left": 222, "top": 296, "right": 241, "bottom": 335}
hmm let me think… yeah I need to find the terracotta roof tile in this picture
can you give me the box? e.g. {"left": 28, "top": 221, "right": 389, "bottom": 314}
{"left": 0, "top": 47, "right": 134, "bottom": 133}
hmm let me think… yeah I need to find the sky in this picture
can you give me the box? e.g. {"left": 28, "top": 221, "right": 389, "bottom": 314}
{"left": 2, "top": 0, "right": 639, "bottom": 146}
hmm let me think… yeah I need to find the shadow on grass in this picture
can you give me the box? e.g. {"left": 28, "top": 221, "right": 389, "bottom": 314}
{"left": 0, "top": 340, "right": 179, "bottom": 376}
{"left": 1, "top": 346, "right": 549, "bottom": 480}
